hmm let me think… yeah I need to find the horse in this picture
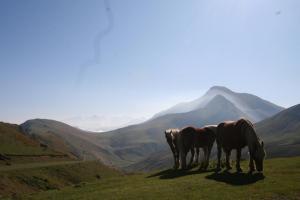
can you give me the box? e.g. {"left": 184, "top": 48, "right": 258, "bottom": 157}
{"left": 178, "top": 126, "right": 216, "bottom": 170}
{"left": 165, "top": 129, "right": 181, "bottom": 169}
{"left": 216, "top": 118, "right": 266, "bottom": 173}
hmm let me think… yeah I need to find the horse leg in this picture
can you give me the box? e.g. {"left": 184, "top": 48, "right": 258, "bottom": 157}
{"left": 225, "top": 150, "right": 232, "bottom": 170}
{"left": 172, "top": 152, "right": 177, "bottom": 169}
{"left": 205, "top": 144, "right": 213, "bottom": 170}
{"left": 195, "top": 148, "right": 200, "bottom": 165}
{"left": 236, "top": 148, "right": 242, "bottom": 172}
{"left": 180, "top": 149, "right": 187, "bottom": 170}
{"left": 174, "top": 150, "right": 180, "bottom": 169}
{"left": 188, "top": 148, "right": 195, "bottom": 167}
{"left": 203, "top": 147, "right": 209, "bottom": 170}
{"left": 216, "top": 143, "right": 222, "bottom": 171}
{"left": 248, "top": 152, "right": 255, "bottom": 173}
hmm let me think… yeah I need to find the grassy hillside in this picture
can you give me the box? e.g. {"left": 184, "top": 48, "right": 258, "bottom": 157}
{"left": 21, "top": 119, "right": 122, "bottom": 166}
{"left": 256, "top": 104, "right": 300, "bottom": 138}
{"left": 0, "top": 122, "right": 70, "bottom": 165}
{"left": 0, "top": 160, "right": 121, "bottom": 199}
{"left": 21, "top": 157, "right": 300, "bottom": 200}
{"left": 0, "top": 122, "right": 54, "bottom": 155}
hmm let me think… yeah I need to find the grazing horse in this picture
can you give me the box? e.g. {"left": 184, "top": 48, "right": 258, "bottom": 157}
{"left": 216, "top": 118, "right": 266, "bottom": 173}
{"left": 178, "top": 126, "right": 216, "bottom": 170}
{"left": 165, "top": 129, "right": 181, "bottom": 169}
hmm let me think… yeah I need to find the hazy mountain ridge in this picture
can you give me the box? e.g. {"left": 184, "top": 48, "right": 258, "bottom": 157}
{"left": 153, "top": 86, "right": 284, "bottom": 122}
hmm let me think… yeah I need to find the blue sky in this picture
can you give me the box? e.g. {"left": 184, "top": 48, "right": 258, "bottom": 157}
{"left": 0, "top": 0, "right": 299, "bottom": 128}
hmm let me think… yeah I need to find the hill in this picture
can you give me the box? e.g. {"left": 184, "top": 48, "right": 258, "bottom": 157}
{"left": 22, "top": 157, "right": 300, "bottom": 200}
{"left": 256, "top": 104, "right": 300, "bottom": 157}
{"left": 0, "top": 122, "right": 69, "bottom": 165}
{"left": 20, "top": 119, "right": 123, "bottom": 166}
{"left": 153, "top": 86, "right": 284, "bottom": 122}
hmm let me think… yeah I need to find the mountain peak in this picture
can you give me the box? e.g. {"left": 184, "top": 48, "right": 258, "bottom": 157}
{"left": 208, "top": 86, "right": 233, "bottom": 93}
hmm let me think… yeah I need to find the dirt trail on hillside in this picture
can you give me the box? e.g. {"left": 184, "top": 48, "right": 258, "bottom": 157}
{"left": 0, "top": 160, "right": 84, "bottom": 172}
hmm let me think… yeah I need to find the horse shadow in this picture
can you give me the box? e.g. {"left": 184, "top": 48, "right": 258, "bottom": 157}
{"left": 205, "top": 171, "right": 265, "bottom": 186}
{"left": 147, "top": 168, "right": 265, "bottom": 185}
{"left": 147, "top": 167, "right": 215, "bottom": 179}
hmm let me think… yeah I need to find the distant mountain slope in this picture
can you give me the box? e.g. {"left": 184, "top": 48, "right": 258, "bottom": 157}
{"left": 256, "top": 104, "right": 300, "bottom": 138}
{"left": 256, "top": 104, "right": 300, "bottom": 157}
{"left": 153, "top": 86, "right": 284, "bottom": 122}
{"left": 20, "top": 119, "right": 122, "bottom": 166}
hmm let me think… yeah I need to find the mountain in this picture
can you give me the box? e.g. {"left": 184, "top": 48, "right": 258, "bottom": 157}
{"left": 20, "top": 119, "right": 123, "bottom": 166}
{"left": 18, "top": 86, "right": 286, "bottom": 170}
{"left": 256, "top": 104, "right": 300, "bottom": 157}
{"left": 153, "top": 86, "right": 284, "bottom": 122}
{"left": 102, "top": 94, "right": 279, "bottom": 169}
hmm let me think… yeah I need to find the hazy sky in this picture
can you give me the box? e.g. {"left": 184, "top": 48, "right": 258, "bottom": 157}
{"left": 0, "top": 0, "right": 299, "bottom": 128}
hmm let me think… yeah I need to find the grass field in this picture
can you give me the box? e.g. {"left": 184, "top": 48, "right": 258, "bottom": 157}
{"left": 14, "top": 157, "right": 300, "bottom": 200}
{"left": 0, "top": 160, "right": 121, "bottom": 199}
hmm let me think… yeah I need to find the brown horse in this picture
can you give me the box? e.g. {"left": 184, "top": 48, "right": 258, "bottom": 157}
{"left": 216, "top": 118, "right": 266, "bottom": 173}
{"left": 165, "top": 129, "right": 181, "bottom": 169}
{"left": 178, "top": 126, "right": 216, "bottom": 170}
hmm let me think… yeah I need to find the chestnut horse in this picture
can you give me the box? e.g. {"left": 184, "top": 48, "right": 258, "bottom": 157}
{"left": 178, "top": 126, "right": 216, "bottom": 170}
{"left": 216, "top": 118, "right": 266, "bottom": 173}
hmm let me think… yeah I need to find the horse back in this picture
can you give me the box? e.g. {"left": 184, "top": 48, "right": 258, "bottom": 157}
{"left": 180, "top": 127, "right": 196, "bottom": 149}
{"left": 193, "top": 127, "right": 216, "bottom": 148}
{"left": 217, "top": 120, "right": 247, "bottom": 150}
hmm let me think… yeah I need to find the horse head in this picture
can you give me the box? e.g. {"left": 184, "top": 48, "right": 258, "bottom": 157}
{"left": 254, "top": 141, "right": 266, "bottom": 172}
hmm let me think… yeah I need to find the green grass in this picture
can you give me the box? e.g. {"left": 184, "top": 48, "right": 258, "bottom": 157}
{"left": 0, "top": 160, "right": 121, "bottom": 199}
{"left": 20, "top": 157, "right": 300, "bottom": 200}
